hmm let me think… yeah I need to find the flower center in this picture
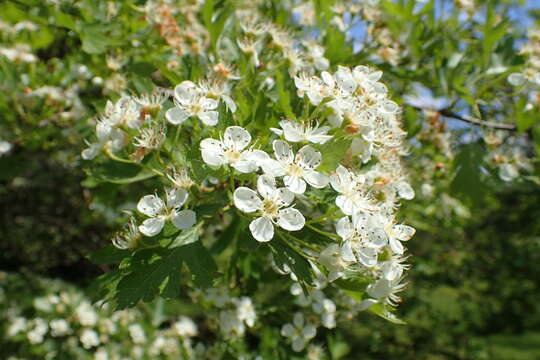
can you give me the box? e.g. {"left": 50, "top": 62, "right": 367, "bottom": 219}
{"left": 286, "top": 163, "right": 304, "bottom": 177}
{"left": 261, "top": 199, "right": 279, "bottom": 218}
{"left": 224, "top": 149, "right": 241, "bottom": 163}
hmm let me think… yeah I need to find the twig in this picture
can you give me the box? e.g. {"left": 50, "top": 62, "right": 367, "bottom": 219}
{"left": 406, "top": 104, "right": 517, "bottom": 131}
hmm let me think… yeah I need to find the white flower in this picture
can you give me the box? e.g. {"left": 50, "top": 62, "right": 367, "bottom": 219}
{"left": 0, "top": 140, "right": 12, "bottom": 156}
{"left": 357, "top": 259, "right": 409, "bottom": 310}
{"left": 335, "top": 213, "right": 388, "bottom": 267}
{"left": 137, "top": 188, "right": 196, "bottom": 236}
{"left": 294, "top": 74, "right": 328, "bottom": 105}
{"left": 27, "top": 319, "right": 48, "bottom": 344}
{"left": 311, "top": 291, "right": 336, "bottom": 329}
{"left": 318, "top": 243, "right": 350, "bottom": 282}
{"left": 128, "top": 324, "right": 146, "bottom": 344}
{"left": 173, "top": 316, "right": 198, "bottom": 337}
{"left": 81, "top": 120, "right": 125, "bottom": 160}
{"left": 219, "top": 309, "right": 246, "bottom": 338}
{"left": 383, "top": 218, "right": 415, "bottom": 255}
{"left": 262, "top": 140, "right": 329, "bottom": 194}
{"left": 75, "top": 302, "right": 98, "bottom": 327}
{"left": 112, "top": 217, "right": 140, "bottom": 249}
{"left": 234, "top": 175, "right": 305, "bottom": 242}
{"left": 330, "top": 165, "right": 376, "bottom": 215}
{"left": 281, "top": 312, "right": 317, "bottom": 352}
{"left": 8, "top": 317, "right": 27, "bottom": 337}
{"left": 200, "top": 126, "right": 268, "bottom": 173}
{"left": 50, "top": 319, "right": 70, "bottom": 337}
{"left": 166, "top": 81, "right": 219, "bottom": 126}
{"left": 234, "top": 297, "right": 257, "bottom": 327}
{"left": 80, "top": 328, "right": 100, "bottom": 349}
{"left": 106, "top": 96, "right": 143, "bottom": 129}
{"left": 270, "top": 120, "right": 332, "bottom": 144}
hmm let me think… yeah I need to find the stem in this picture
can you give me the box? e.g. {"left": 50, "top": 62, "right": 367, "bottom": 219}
{"left": 105, "top": 149, "right": 166, "bottom": 177}
{"left": 305, "top": 223, "right": 340, "bottom": 240}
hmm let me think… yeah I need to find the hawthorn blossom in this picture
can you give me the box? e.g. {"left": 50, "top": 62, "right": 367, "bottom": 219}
{"left": 318, "top": 243, "right": 352, "bottom": 282}
{"left": 137, "top": 188, "right": 196, "bottom": 237}
{"left": 81, "top": 120, "right": 125, "bottom": 160}
{"left": 379, "top": 216, "right": 415, "bottom": 255}
{"left": 330, "top": 165, "right": 377, "bottom": 215}
{"left": 262, "top": 140, "right": 329, "bottom": 194}
{"left": 165, "top": 81, "right": 219, "bottom": 126}
{"left": 281, "top": 312, "right": 317, "bottom": 352}
{"left": 200, "top": 126, "right": 268, "bottom": 173}
{"left": 270, "top": 120, "right": 332, "bottom": 144}
{"left": 335, "top": 213, "right": 388, "bottom": 267}
{"left": 234, "top": 175, "right": 304, "bottom": 242}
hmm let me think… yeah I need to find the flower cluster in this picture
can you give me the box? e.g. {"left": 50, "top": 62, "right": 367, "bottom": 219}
{"left": 1, "top": 272, "right": 203, "bottom": 360}
{"left": 78, "top": 2, "right": 417, "bottom": 354}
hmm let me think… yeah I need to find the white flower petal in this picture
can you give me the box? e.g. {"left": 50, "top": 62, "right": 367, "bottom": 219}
{"left": 221, "top": 94, "right": 237, "bottom": 112}
{"left": 244, "top": 149, "right": 270, "bottom": 167}
{"left": 139, "top": 217, "right": 165, "bottom": 237}
{"left": 249, "top": 216, "right": 275, "bottom": 242}
{"left": 257, "top": 174, "right": 277, "bottom": 200}
{"left": 224, "top": 126, "right": 251, "bottom": 151}
{"left": 296, "top": 145, "right": 322, "bottom": 170}
{"left": 166, "top": 107, "right": 190, "bottom": 125}
{"left": 335, "top": 195, "right": 355, "bottom": 216}
{"left": 341, "top": 241, "right": 356, "bottom": 262}
{"left": 292, "top": 337, "right": 306, "bottom": 352}
{"left": 281, "top": 324, "right": 295, "bottom": 337}
{"left": 276, "top": 187, "right": 294, "bottom": 206}
{"left": 200, "top": 97, "right": 218, "bottom": 110}
{"left": 234, "top": 187, "right": 262, "bottom": 213}
{"left": 137, "top": 195, "right": 165, "bottom": 217}
{"left": 393, "top": 224, "right": 415, "bottom": 241}
{"left": 284, "top": 175, "right": 307, "bottom": 194}
{"left": 174, "top": 81, "right": 198, "bottom": 105}
{"left": 304, "top": 171, "right": 329, "bottom": 188}
{"left": 198, "top": 111, "right": 219, "bottom": 126}
{"left": 261, "top": 158, "right": 286, "bottom": 177}
{"left": 171, "top": 210, "right": 196, "bottom": 229}
{"left": 336, "top": 216, "right": 353, "bottom": 240}
{"left": 277, "top": 208, "right": 305, "bottom": 231}
{"left": 302, "top": 324, "right": 316, "bottom": 339}
{"left": 357, "top": 247, "right": 378, "bottom": 267}
{"left": 273, "top": 140, "right": 293, "bottom": 164}
{"left": 293, "top": 313, "right": 304, "bottom": 328}
{"left": 81, "top": 143, "right": 101, "bottom": 160}
{"left": 166, "top": 188, "right": 189, "bottom": 208}
{"left": 330, "top": 165, "right": 353, "bottom": 193}
{"left": 389, "top": 237, "right": 405, "bottom": 254}
{"left": 200, "top": 138, "right": 225, "bottom": 166}
{"left": 396, "top": 181, "right": 415, "bottom": 200}
{"left": 281, "top": 121, "right": 303, "bottom": 142}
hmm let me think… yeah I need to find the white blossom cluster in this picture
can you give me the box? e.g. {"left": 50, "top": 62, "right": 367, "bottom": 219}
{"left": 77, "top": 2, "right": 417, "bottom": 354}
{"left": 508, "top": 27, "right": 540, "bottom": 89}
{"left": 1, "top": 272, "right": 202, "bottom": 360}
{"left": 199, "top": 287, "right": 257, "bottom": 339}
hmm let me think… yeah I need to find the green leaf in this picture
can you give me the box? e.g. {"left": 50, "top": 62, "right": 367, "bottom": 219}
{"left": 114, "top": 247, "right": 184, "bottom": 308}
{"left": 81, "top": 30, "right": 109, "bottom": 54}
{"left": 86, "top": 160, "right": 157, "bottom": 184}
{"left": 317, "top": 137, "right": 352, "bottom": 172}
{"left": 368, "top": 302, "right": 406, "bottom": 325}
{"left": 269, "top": 238, "right": 314, "bottom": 288}
{"left": 182, "top": 241, "right": 219, "bottom": 288}
{"left": 165, "top": 224, "right": 201, "bottom": 248}
{"left": 450, "top": 143, "right": 487, "bottom": 204}
{"left": 275, "top": 70, "right": 295, "bottom": 119}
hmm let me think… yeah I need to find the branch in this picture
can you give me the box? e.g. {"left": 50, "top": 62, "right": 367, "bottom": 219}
{"left": 406, "top": 104, "right": 517, "bottom": 131}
